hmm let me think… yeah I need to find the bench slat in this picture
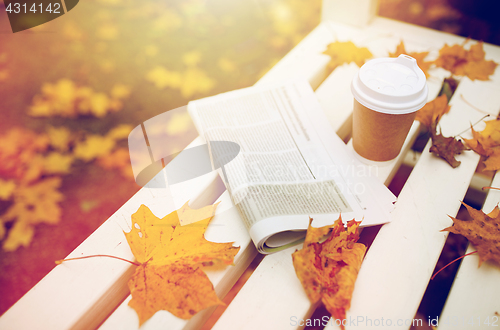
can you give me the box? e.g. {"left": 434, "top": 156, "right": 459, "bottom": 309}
{"left": 438, "top": 172, "right": 500, "bottom": 330}
{"left": 211, "top": 17, "right": 460, "bottom": 330}
{"left": 344, "top": 78, "right": 500, "bottom": 330}
{"left": 100, "top": 21, "right": 340, "bottom": 330}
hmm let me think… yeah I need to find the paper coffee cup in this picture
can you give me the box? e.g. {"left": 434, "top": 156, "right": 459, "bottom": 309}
{"left": 351, "top": 54, "right": 428, "bottom": 161}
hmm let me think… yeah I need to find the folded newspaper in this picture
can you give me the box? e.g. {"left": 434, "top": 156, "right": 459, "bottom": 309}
{"left": 187, "top": 79, "right": 396, "bottom": 253}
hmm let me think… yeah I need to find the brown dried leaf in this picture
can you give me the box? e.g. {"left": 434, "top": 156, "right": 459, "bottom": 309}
{"left": 429, "top": 118, "right": 467, "bottom": 168}
{"left": 292, "top": 217, "right": 366, "bottom": 329}
{"left": 443, "top": 203, "right": 500, "bottom": 266}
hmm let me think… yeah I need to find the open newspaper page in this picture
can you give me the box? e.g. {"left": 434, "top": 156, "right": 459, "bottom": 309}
{"left": 188, "top": 79, "right": 395, "bottom": 253}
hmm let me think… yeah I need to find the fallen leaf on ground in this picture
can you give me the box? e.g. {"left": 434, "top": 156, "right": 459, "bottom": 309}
{"left": 47, "top": 126, "right": 74, "bottom": 152}
{"left": 429, "top": 118, "right": 467, "bottom": 168}
{"left": 1, "top": 177, "right": 64, "bottom": 251}
{"left": 106, "top": 124, "right": 133, "bottom": 141}
{"left": 97, "top": 148, "right": 134, "bottom": 179}
{"left": 146, "top": 66, "right": 182, "bottom": 89}
{"left": 40, "top": 152, "right": 74, "bottom": 174}
{"left": 73, "top": 134, "right": 116, "bottom": 161}
{"left": 415, "top": 95, "right": 450, "bottom": 129}
{"left": 434, "top": 41, "right": 498, "bottom": 80}
{"left": 125, "top": 203, "right": 239, "bottom": 325}
{"left": 443, "top": 203, "right": 500, "bottom": 266}
{"left": 389, "top": 40, "right": 432, "bottom": 77}
{"left": 29, "top": 79, "right": 128, "bottom": 118}
{"left": 323, "top": 41, "right": 372, "bottom": 71}
{"left": 0, "top": 128, "right": 49, "bottom": 181}
{"left": 292, "top": 217, "right": 366, "bottom": 329}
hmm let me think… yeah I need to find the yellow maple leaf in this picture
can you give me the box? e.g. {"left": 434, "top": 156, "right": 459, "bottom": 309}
{"left": 146, "top": 66, "right": 182, "bottom": 89}
{"left": 73, "top": 135, "right": 116, "bottom": 161}
{"left": 323, "top": 41, "right": 372, "bottom": 71}
{"left": 125, "top": 203, "right": 239, "bottom": 325}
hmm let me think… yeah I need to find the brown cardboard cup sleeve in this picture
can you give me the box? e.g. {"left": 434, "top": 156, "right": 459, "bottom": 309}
{"left": 351, "top": 54, "right": 428, "bottom": 161}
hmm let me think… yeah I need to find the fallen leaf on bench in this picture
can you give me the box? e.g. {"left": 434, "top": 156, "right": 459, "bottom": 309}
{"left": 434, "top": 41, "right": 498, "bottom": 80}
{"left": 125, "top": 203, "right": 239, "bottom": 326}
{"left": 429, "top": 117, "right": 466, "bottom": 168}
{"left": 464, "top": 119, "right": 500, "bottom": 171}
{"left": 292, "top": 217, "right": 366, "bottom": 329}
{"left": 323, "top": 41, "right": 372, "bottom": 72}
{"left": 415, "top": 95, "right": 451, "bottom": 129}
{"left": 389, "top": 41, "right": 432, "bottom": 77}
{"left": 443, "top": 202, "right": 500, "bottom": 266}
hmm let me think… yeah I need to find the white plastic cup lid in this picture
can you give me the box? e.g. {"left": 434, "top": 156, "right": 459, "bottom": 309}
{"left": 351, "top": 54, "right": 428, "bottom": 114}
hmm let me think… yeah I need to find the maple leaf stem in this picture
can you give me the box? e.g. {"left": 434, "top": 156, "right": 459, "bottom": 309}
{"left": 55, "top": 254, "right": 140, "bottom": 266}
{"left": 482, "top": 186, "right": 500, "bottom": 191}
{"left": 460, "top": 94, "right": 492, "bottom": 116}
{"left": 455, "top": 114, "right": 491, "bottom": 137}
{"left": 430, "top": 250, "right": 478, "bottom": 280}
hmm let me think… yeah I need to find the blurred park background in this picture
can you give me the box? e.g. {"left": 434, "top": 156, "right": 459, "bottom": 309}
{"left": 0, "top": 0, "right": 498, "bottom": 319}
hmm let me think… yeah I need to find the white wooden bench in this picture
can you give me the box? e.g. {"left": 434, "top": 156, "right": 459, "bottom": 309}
{"left": 2, "top": 1, "right": 500, "bottom": 329}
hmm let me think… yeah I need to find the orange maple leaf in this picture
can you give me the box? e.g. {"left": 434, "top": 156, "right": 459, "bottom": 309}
{"left": 415, "top": 95, "right": 451, "bottom": 129}
{"left": 125, "top": 203, "right": 239, "bottom": 325}
{"left": 389, "top": 41, "right": 431, "bottom": 77}
{"left": 292, "top": 217, "right": 366, "bottom": 329}
{"left": 443, "top": 203, "right": 500, "bottom": 266}
{"left": 323, "top": 41, "right": 372, "bottom": 72}
{"left": 434, "top": 41, "right": 498, "bottom": 80}
{"left": 464, "top": 119, "right": 500, "bottom": 170}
